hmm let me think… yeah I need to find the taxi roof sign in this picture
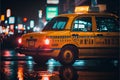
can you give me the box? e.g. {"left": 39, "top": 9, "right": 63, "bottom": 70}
{"left": 74, "top": 6, "right": 89, "bottom": 13}
{"left": 75, "top": 5, "right": 106, "bottom": 13}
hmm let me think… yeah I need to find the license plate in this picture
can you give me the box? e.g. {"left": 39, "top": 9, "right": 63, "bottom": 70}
{"left": 26, "top": 37, "right": 37, "bottom": 47}
{"left": 28, "top": 41, "right": 35, "bottom": 47}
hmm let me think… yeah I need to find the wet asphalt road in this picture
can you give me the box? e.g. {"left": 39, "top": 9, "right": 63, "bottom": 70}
{"left": 0, "top": 49, "right": 119, "bottom": 80}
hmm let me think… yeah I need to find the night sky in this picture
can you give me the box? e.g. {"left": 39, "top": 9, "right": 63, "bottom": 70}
{"left": 1, "top": 0, "right": 119, "bottom": 20}
{"left": 1, "top": 0, "right": 46, "bottom": 20}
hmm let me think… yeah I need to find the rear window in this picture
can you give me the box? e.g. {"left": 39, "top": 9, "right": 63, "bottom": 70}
{"left": 96, "top": 17, "right": 119, "bottom": 32}
{"left": 43, "top": 17, "right": 68, "bottom": 31}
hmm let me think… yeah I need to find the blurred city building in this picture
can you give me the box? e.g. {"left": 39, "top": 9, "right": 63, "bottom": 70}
{"left": 0, "top": 0, "right": 119, "bottom": 36}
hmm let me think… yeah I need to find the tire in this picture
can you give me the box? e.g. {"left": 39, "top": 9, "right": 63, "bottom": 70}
{"left": 33, "top": 57, "right": 48, "bottom": 65}
{"left": 59, "top": 46, "right": 78, "bottom": 65}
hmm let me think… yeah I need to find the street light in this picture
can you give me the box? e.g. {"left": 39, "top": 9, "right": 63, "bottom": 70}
{"left": 23, "top": 17, "right": 27, "bottom": 22}
{"left": 6, "top": 9, "right": 11, "bottom": 18}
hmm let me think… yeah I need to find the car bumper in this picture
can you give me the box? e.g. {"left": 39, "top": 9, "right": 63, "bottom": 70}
{"left": 16, "top": 47, "right": 53, "bottom": 54}
{"left": 16, "top": 47, "right": 53, "bottom": 52}
{"left": 15, "top": 47, "right": 60, "bottom": 58}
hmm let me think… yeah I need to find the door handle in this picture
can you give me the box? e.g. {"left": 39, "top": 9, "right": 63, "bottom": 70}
{"left": 97, "top": 34, "right": 103, "bottom": 36}
{"left": 72, "top": 34, "right": 79, "bottom": 37}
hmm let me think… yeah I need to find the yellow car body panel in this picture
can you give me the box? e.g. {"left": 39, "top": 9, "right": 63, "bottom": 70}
{"left": 16, "top": 13, "right": 119, "bottom": 61}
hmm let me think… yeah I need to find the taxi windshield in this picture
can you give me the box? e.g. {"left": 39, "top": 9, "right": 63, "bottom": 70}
{"left": 43, "top": 17, "right": 68, "bottom": 31}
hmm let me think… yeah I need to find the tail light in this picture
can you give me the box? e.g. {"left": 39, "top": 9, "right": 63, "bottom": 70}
{"left": 18, "top": 38, "right": 22, "bottom": 44}
{"left": 44, "top": 38, "right": 50, "bottom": 45}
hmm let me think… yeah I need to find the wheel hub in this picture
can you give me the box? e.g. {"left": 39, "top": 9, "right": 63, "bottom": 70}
{"left": 63, "top": 50, "right": 73, "bottom": 63}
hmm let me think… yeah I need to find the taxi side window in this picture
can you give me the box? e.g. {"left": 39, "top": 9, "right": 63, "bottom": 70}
{"left": 96, "top": 17, "right": 119, "bottom": 32}
{"left": 72, "top": 17, "right": 92, "bottom": 32}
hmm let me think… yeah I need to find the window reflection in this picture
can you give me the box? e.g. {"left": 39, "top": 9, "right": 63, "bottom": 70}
{"left": 96, "top": 17, "right": 119, "bottom": 32}
{"left": 73, "top": 17, "right": 92, "bottom": 32}
{"left": 43, "top": 17, "right": 68, "bottom": 31}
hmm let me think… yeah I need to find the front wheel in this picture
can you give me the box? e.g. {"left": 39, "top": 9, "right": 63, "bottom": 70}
{"left": 59, "top": 46, "right": 78, "bottom": 65}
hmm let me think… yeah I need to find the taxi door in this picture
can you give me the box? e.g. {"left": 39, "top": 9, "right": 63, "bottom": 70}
{"left": 93, "top": 16, "right": 119, "bottom": 58}
{"left": 71, "top": 16, "right": 95, "bottom": 58}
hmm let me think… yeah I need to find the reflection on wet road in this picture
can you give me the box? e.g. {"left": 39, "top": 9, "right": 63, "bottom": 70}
{"left": 0, "top": 50, "right": 119, "bottom": 80}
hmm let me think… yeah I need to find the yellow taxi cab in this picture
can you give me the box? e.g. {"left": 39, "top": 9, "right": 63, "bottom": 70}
{"left": 16, "top": 12, "right": 119, "bottom": 65}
